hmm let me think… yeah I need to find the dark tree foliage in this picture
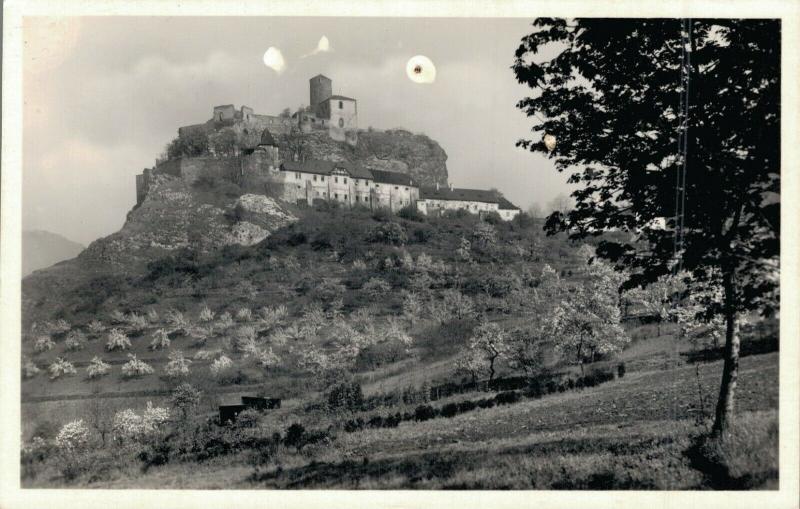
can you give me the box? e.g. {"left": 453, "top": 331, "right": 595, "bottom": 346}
{"left": 513, "top": 19, "right": 779, "bottom": 434}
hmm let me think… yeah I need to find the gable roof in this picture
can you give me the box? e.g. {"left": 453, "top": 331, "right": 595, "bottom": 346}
{"left": 311, "top": 74, "right": 331, "bottom": 82}
{"left": 497, "top": 197, "right": 520, "bottom": 211}
{"left": 326, "top": 95, "right": 356, "bottom": 102}
{"left": 419, "top": 187, "right": 500, "bottom": 204}
{"left": 280, "top": 159, "right": 373, "bottom": 179}
{"left": 370, "top": 169, "right": 415, "bottom": 187}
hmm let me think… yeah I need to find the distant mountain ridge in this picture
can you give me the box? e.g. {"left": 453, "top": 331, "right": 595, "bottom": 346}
{"left": 22, "top": 230, "right": 85, "bottom": 277}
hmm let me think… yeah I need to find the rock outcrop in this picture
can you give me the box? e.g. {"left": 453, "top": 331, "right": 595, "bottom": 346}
{"left": 298, "top": 129, "right": 449, "bottom": 187}
{"left": 77, "top": 175, "right": 296, "bottom": 269}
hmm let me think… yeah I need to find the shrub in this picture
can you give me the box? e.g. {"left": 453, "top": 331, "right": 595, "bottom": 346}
{"left": 170, "top": 383, "right": 202, "bottom": 423}
{"left": 476, "top": 398, "right": 495, "bottom": 409}
{"left": 327, "top": 381, "right": 364, "bottom": 412}
{"left": 112, "top": 402, "right": 170, "bottom": 444}
{"left": 33, "top": 335, "right": 55, "bottom": 353}
{"left": 86, "top": 356, "right": 111, "bottom": 379}
{"left": 65, "top": 330, "right": 87, "bottom": 351}
{"left": 362, "top": 277, "right": 392, "bottom": 298}
{"left": 494, "top": 391, "right": 521, "bottom": 405}
{"left": 617, "top": 362, "right": 626, "bottom": 378}
{"left": 55, "top": 419, "right": 91, "bottom": 452}
{"left": 109, "top": 310, "right": 127, "bottom": 325}
{"left": 121, "top": 354, "right": 154, "bottom": 378}
{"left": 283, "top": 423, "right": 306, "bottom": 449}
{"left": 414, "top": 404, "right": 437, "bottom": 421}
{"left": 259, "top": 305, "right": 288, "bottom": 328}
{"left": 194, "top": 348, "right": 221, "bottom": 360}
{"left": 48, "top": 357, "right": 77, "bottom": 380}
{"left": 236, "top": 408, "right": 261, "bottom": 428}
{"left": 367, "top": 222, "right": 407, "bottom": 245}
{"left": 106, "top": 328, "right": 131, "bottom": 351}
{"left": 457, "top": 400, "right": 477, "bottom": 413}
{"left": 147, "top": 308, "right": 160, "bottom": 324}
{"left": 150, "top": 328, "right": 171, "bottom": 350}
{"left": 22, "top": 357, "right": 40, "bottom": 378}
{"left": 441, "top": 403, "right": 460, "bottom": 418}
{"left": 399, "top": 205, "right": 425, "bottom": 222}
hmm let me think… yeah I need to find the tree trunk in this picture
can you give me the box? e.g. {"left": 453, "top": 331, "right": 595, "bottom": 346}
{"left": 712, "top": 270, "right": 740, "bottom": 435}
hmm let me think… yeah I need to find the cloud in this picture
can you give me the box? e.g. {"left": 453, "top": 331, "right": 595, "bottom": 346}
{"left": 262, "top": 47, "right": 286, "bottom": 74}
{"left": 301, "top": 35, "right": 333, "bottom": 58}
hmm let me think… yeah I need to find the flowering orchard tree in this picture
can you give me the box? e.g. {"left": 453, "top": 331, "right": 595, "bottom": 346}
{"left": 149, "top": 328, "right": 171, "bottom": 350}
{"left": 552, "top": 261, "right": 629, "bottom": 374}
{"left": 165, "top": 350, "right": 192, "bottom": 378}
{"left": 121, "top": 354, "right": 154, "bottom": 378}
{"left": 402, "top": 291, "right": 424, "bottom": 327}
{"left": 48, "top": 357, "right": 77, "bottom": 380}
{"left": 462, "top": 322, "right": 513, "bottom": 381}
{"left": 106, "top": 328, "right": 131, "bottom": 351}
{"left": 33, "top": 335, "right": 55, "bottom": 353}
{"left": 199, "top": 305, "right": 215, "bottom": 323}
{"left": 65, "top": 330, "right": 87, "bottom": 351}
{"left": 210, "top": 355, "right": 234, "bottom": 381}
{"left": 86, "top": 356, "right": 111, "bottom": 379}
{"left": 22, "top": 357, "right": 41, "bottom": 378}
{"left": 55, "top": 419, "right": 91, "bottom": 452}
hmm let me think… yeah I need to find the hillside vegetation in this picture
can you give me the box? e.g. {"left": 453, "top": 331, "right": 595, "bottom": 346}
{"left": 20, "top": 201, "right": 778, "bottom": 489}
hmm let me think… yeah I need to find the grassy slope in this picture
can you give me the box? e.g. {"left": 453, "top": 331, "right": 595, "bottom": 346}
{"left": 73, "top": 352, "right": 778, "bottom": 490}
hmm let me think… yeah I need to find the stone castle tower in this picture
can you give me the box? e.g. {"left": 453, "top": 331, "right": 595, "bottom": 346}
{"left": 309, "top": 74, "right": 332, "bottom": 116}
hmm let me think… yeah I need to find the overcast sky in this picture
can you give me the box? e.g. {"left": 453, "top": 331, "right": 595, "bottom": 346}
{"left": 23, "top": 16, "right": 568, "bottom": 245}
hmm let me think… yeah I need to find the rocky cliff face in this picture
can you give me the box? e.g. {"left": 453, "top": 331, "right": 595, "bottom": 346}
{"left": 299, "top": 129, "right": 449, "bottom": 187}
{"left": 77, "top": 175, "right": 296, "bottom": 269}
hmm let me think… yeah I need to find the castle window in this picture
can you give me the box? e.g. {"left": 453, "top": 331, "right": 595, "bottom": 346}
{"left": 394, "top": 186, "right": 399, "bottom": 190}
{"left": 339, "top": 101, "right": 343, "bottom": 109}
{"left": 321, "top": 176, "right": 325, "bottom": 182}
{"left": 375, "top": 184, "right": 380, "bottom": 188}
{"left": 313, "top": 175, "right": 317, "bottom": 181}
{"left": 343, "top": 178, "right": 347, "bottom": 184}
{"left": 335, "top": 177, "right": 339, "bottom": 183}
{"left": 338, "top": 118, "right": 344, "bottom": 128}
{"left": 335, "top": 193, "right": 339, "bottom": 199}
{"left": 405, "top": 187, "right": 408, "bottom": 191}
{"left": 295, "top": 172, "right": 301, "bottom": 179}
{"left": 344, "top": 195, "right": 348, "bottom": 200}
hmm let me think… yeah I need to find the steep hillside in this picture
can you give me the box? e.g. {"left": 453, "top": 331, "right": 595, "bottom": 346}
{"left": 22, "top": 230, "right": 84, "bottom": 276}
{"left": 22, "top": 174, "right": 297, "bottom": 324}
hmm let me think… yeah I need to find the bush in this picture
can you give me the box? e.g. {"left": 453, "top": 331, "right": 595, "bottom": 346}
{"left": 440, "top": 403, "right": 460, "bottom": 418}
{"left": 327, "top": 381, "right": 364, "bottom": 412}
{"left": 617, "top": 362, "right": 626, "bottom": 378}
{"left": 235, "top": 408, "right": 261, "bottom": 428}
{"left": 494, "top": 391, "right": 521, "bottom": 405}
{"left": 476, "top": 398, "right": 495, "bottom": 409}
{"left": 399, "top": 205, "right": 425, "bottom": 222}
{"left": 150, "top": 328, "right": 171, "bottom": 350}
{"left": 414, "top": 404, "right": 437, "bottom": 422}
{"left": 33, "top": 335, "right": 55, "bottom": 353}
{"left": 367, "top": 222, "right": 407, "bottom": 245}
{"left": 457, "top": 400, "right": 477, "bottom": 413}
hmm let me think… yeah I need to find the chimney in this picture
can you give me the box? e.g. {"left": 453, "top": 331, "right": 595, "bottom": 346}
{"left": 436, "top": 182, "right": 440, "bottom": 191}
{"left": 449, "top": 183, "right": 454, "bottom": 191}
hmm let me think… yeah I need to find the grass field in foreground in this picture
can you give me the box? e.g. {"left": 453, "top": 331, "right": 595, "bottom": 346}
{"left": 61, "top": 352, "right": 778, "bottom": 490}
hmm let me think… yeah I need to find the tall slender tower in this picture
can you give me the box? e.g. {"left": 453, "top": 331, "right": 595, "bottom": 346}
{"left": 309, "top": 74, "right": 332, "bottom": 116}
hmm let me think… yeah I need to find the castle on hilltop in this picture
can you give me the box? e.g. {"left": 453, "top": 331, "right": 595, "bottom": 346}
{"left": 176, "top": 74, "right": 358, "bottom": 150}
{"left": 134, "top": 74, "right": 520, "bottom": 220}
